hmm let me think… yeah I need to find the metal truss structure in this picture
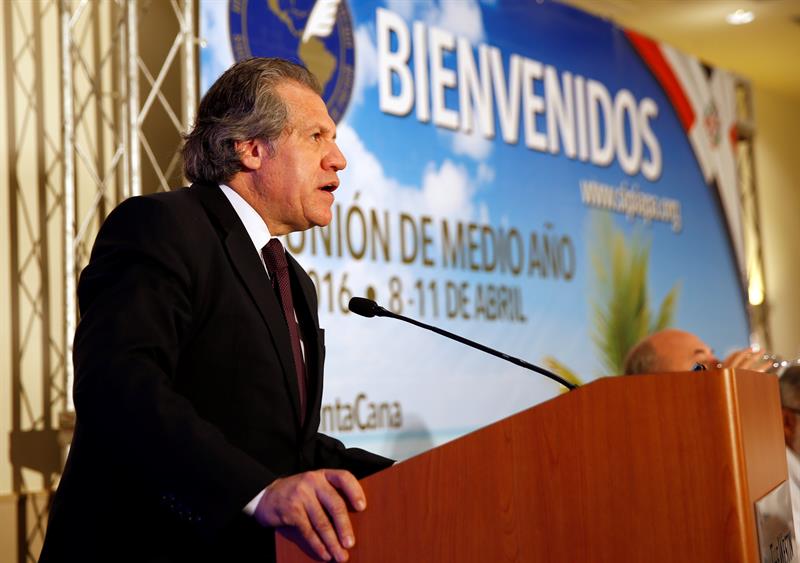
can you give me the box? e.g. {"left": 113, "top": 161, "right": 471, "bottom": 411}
{"left": 5, "top": 1, "right": 197, "bottom": 560}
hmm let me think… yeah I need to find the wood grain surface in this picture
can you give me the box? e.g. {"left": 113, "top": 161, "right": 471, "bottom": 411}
{"left": 276, "top": 370, "right": 785, "bottom": 562}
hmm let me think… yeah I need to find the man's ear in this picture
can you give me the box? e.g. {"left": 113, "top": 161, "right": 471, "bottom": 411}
{"left": 235, "top": 138, "right": 267, "bottom": 172}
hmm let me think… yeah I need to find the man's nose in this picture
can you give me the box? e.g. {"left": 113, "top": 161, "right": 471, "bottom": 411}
{"left": 325, "top": 142, "right": 347, "bottom": 172}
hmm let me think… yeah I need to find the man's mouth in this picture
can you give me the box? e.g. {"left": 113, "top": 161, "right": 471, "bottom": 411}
{"left": 320, "top": 182, "right": 338, "bottom": 193}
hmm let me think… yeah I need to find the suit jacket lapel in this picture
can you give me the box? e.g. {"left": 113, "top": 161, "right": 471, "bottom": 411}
{"left": 191, "top": 182, "right": 304, "bottom": 425}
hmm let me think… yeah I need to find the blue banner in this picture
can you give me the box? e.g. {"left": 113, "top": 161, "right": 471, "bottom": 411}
{"left": 201, "top": 0, "right": 748, "bottom": 460}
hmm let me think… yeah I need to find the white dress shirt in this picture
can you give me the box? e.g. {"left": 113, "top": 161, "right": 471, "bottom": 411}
{"left": 787, "top": 446, "right": 800, "bottom": 542}
{"left": 219, "top": 184, "right": 272, "bottom": 271}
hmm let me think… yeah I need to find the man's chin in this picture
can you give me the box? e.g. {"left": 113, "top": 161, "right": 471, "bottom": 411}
{"left": 307, "top": 211, "right": 333, "bottom": 230}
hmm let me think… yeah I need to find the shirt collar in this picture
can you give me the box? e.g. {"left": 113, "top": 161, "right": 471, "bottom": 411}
{"left": 219, "top": 184, "right": 272, "bottom": 253}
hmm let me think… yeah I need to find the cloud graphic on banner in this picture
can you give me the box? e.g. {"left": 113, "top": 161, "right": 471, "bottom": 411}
{"left": 336, "top": 123, "right": 480, "bottom": 221}
{"left": 352, "top": 25, "right": 378, "bottom": 108}
{"left": 424, "top": 0, "right": 486, "bottom": 44}
{"left": 385, "top": 0, "right": 415, "bottom": 21}
{"left": 335, "top": 123, "right": 407, "bottom": 200}
{"left": 199, "top": 2, "right": 234, "bottom": 94}
{"left": 385, "top": 0, "right": 486, "bottom": 43}
{"left": 451, "top": 127, "right": 493, "bottom": 160}
{"left": 477, "top": 162, "right": 495, "bottom": 185}
{"left": 422, "top": 160, "right": 476, "bottom": 217}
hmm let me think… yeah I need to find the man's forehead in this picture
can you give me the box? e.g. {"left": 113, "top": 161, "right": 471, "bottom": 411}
{"left": 650, "top": 330, "right": 709, "bottom": 356}
{"left": 278, "top": 81, "right": 331, "bottom": 116}
{"left": 276, "top": 82, "right": 336, "bottom": 132}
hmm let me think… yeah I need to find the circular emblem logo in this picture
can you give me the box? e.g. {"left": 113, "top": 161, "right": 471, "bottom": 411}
{"left": 229, "top": 0, "right": 355, "bottom": 123}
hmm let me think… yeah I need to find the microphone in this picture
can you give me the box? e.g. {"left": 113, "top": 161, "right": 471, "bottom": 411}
{"left": 348, "top": 296, "right": 390, "bottom": 318}
{"left": 348, "top": 297, "right": 577, "bottom": 390}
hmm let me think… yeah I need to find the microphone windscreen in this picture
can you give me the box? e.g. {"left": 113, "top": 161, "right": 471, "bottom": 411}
{"left": 348, "top": 297, "right": 379, "bottom": 318}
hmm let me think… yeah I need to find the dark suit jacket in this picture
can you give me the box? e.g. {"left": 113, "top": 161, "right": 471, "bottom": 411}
{"left": 40, "top": 182, "right": 392, "bottom": 562}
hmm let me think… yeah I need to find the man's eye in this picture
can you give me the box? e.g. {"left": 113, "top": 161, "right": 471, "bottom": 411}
{"left": 312, "top": 132, "right": 322, "bottom": 141}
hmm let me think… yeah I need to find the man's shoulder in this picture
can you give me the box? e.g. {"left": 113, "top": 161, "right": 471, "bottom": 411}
{"left": 91, "top": 186, "right": 222, "bottom": 257}
{"left": 118, "top": 185, "right": 198, "bottom": 213}
{"left": 83, "top": 185, "right": 226, "bottom": 288}
{"left": 106, "top": 185, "right": 212, "bottom": 228}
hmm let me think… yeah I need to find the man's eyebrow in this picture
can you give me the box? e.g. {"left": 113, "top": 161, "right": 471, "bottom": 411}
{"left": 302, "top": 123, "right": 335, "bottom": 136}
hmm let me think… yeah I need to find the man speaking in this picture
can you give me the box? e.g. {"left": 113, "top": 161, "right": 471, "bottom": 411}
{"left": 40, "top": 58, "right": 392, "bottom": 563}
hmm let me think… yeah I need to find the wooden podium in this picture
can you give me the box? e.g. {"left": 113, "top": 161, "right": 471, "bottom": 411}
{"left": 277, "top": 369, "right": 788, "bottom": 562}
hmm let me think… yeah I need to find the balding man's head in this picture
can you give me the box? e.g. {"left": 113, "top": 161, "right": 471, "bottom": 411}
{"left": 623, "top": 329, "right": 717, "bottom": 375}
{"left": 780, "top": 367, "right": 800, "bottom": 454}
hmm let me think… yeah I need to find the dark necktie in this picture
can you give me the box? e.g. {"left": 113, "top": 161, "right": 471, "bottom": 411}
{"left": 262, "top": 239, "right": 307, "bottom": 424}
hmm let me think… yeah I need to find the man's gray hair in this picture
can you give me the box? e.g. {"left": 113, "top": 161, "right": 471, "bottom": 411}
{"left": 780, "top": 366, "right": 800, "bottom": 409}
{"left": 182, "top": 57, "right": 321, "bottom": 184}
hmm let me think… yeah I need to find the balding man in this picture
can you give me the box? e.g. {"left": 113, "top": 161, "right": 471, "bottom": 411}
{"left": 623, "top": 328, "right": 771, "bottom": 375}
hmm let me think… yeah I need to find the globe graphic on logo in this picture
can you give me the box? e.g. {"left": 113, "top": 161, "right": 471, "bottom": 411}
{"left": 229, "top": 0, "right": 355, "bottom": 122}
